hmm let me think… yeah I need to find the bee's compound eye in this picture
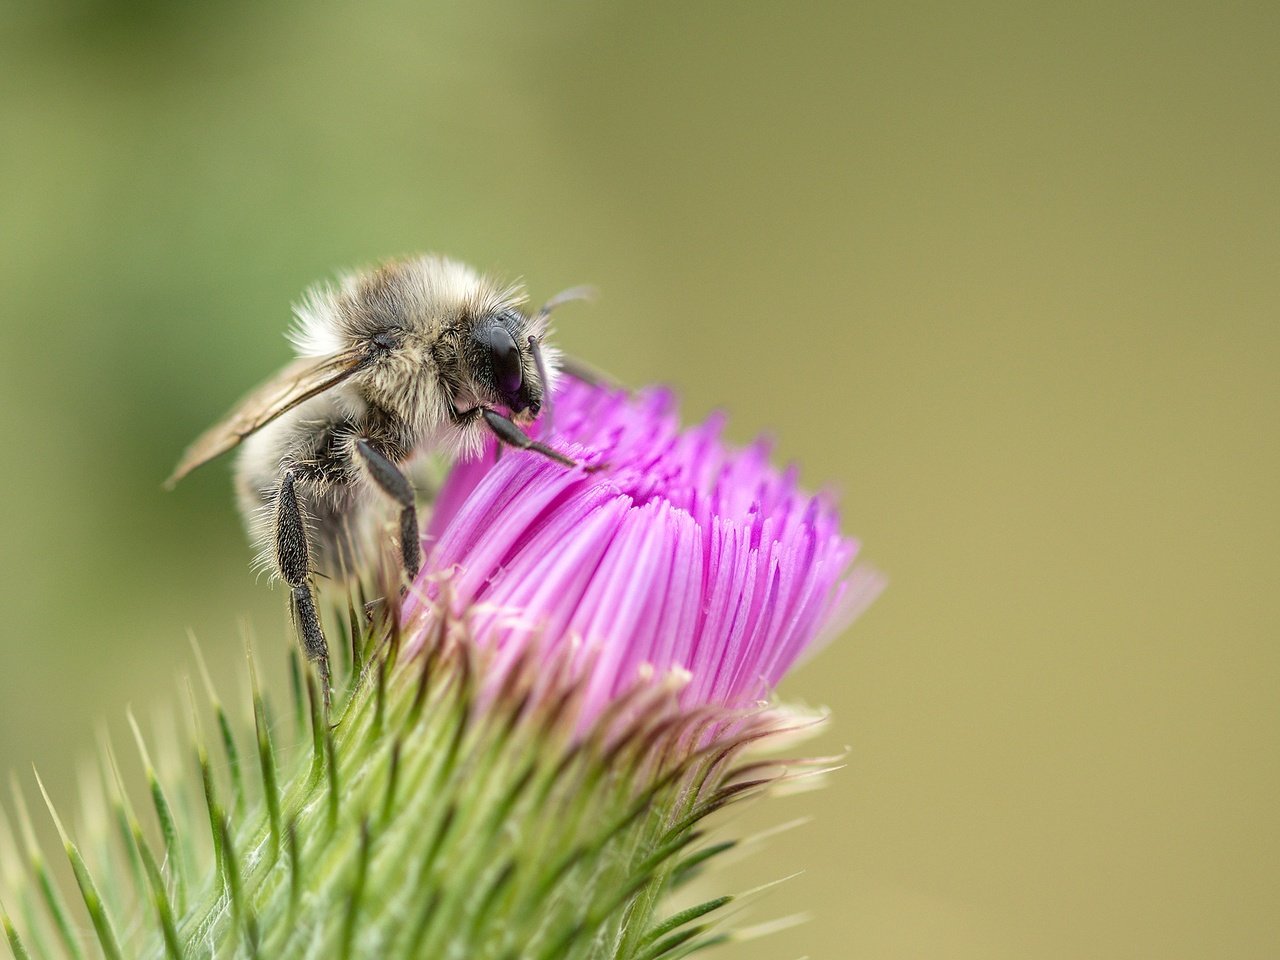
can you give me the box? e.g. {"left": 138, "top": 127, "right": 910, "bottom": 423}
{"left": 477, "top": 325, "right": 523, "bottom": 396}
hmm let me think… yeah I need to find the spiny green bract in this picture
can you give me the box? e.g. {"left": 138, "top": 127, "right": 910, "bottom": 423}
{"left": 0, "top": 607, "right": 822, "bottom": 959}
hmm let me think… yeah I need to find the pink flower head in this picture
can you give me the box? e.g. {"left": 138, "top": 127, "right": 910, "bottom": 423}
{"left": 403, "top": 380, "right": 880, "bottom": 719}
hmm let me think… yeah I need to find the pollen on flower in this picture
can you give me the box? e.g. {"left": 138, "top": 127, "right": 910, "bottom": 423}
{"left": 403, "top": 379, "right": 882, "bottom": 722}
{"left": 635, "top": 662, "right": 691, "bottom": 693}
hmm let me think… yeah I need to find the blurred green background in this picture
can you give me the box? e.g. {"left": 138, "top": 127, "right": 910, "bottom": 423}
{"left": 2, "top": 1, "right": 1277, "bottom": 957}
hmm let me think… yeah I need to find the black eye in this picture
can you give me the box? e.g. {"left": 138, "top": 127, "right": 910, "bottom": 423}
{"left": 476, "top": 325, "right": 523, "bottom": 396}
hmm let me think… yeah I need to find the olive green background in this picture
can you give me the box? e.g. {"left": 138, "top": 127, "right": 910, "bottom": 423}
{"left": 2, "top": 2, "right": 1276, "bottom": 957}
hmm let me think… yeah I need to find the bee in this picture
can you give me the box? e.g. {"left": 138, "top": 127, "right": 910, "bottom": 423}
{"left": 166, "top": 254, "right": 591, "bottom": 702}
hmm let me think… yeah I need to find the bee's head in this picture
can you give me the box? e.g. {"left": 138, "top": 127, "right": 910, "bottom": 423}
{"left": 470, "top": 312, "right": 543, "bottom": 423}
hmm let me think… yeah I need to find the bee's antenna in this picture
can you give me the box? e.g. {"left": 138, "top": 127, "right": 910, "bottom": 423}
{"left": 534, "top": 285, "right": 596, "bottom": 325}
{"left": 531, "top": 285, "right": 599, "bottom": 439}
{"left": 529, "top": 336, "right": 554, "bottom": 438}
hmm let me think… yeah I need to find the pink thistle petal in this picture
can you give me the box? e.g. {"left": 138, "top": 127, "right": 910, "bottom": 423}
{"left": 403, "top": 380, "right": 880, "bottom": 722}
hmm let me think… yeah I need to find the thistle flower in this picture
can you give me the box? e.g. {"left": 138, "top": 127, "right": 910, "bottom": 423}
{"left": 408, "top": 379, "right": 882, "bottom": 717}
{"left": 1, "top": 380, "right": 879, "bottom": 960}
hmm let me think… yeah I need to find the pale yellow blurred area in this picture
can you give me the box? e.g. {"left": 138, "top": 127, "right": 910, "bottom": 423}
{"left": 1, "top": 2, "right": 1276, "bottom": 957}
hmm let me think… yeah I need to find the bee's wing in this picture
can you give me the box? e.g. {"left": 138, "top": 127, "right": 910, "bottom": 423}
{"left": 165, "top": 348, "right": 370, "bottom": 488}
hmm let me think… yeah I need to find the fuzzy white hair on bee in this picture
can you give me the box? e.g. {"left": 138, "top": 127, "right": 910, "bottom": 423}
{"left": 288, "top": 256, "right": 531, "bottom": 357}
{"left": 167, "top": 252, "right": 594, "bottom": 710}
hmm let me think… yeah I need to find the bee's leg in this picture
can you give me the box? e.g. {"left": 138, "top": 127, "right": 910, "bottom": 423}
{"left": 481, "top": 407, "right": 583, "bottom": 469}
{"left": 354, "top": 439, "right": 421, "bottom": 582}
{"left": 274, "top": 470, "right": 331, "bottom": 710}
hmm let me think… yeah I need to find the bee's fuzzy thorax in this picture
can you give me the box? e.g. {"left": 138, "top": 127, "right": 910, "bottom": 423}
{"left": 287, "top": 254, "right": 540, "bottom": 444}
{"left": 288, "top": 254, "right": 526, "bottom": 359}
